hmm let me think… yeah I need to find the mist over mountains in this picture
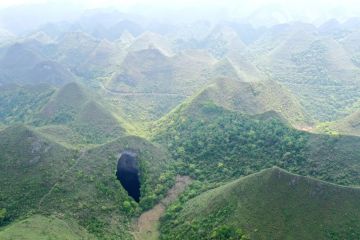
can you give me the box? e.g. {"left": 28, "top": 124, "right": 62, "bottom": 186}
{"left": 2, "top": 0, "right": 360, "bottom": 35}
{"left": 1, "top": 1, "right": 360, "bottom": 240}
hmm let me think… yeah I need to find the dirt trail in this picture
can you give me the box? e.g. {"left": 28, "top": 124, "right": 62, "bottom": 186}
{"left": 100, "top": 83, "right": 189, "bottom": 97}
{"left": 38, "top": 149, "right": 86, "bottom": 209}
{"left": 133, "top": 175, "right": 192, "bottom": 240}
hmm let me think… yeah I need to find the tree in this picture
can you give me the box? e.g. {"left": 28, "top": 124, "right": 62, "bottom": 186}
{"left": 0, "top": 208, "right": 7, "bottom": 224}
{"left": 210, "top": 225, "right": 246, "bottom": 240}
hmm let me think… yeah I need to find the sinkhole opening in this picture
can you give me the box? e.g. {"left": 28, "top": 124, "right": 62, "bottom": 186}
{"left": 116, "top": 151, "right": 141, "bottom": 202}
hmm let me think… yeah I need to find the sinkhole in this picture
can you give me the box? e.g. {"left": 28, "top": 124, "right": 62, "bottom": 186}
{"left": 116, "top": 151, "right": 141, "bottom": 202}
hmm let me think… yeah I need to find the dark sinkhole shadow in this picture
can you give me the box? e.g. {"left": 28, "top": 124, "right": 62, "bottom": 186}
{"left": 116, "top": 151, "right": 141, "bottom": 202}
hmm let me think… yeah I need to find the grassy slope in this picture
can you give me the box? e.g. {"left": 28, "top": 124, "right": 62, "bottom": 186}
{"left": 0, "top": 215, "right": 95, "bottom": 240}
{"left": 0, "top": 42, "right": 75, "bottom": 86}
{"left": 329, "top": 109, "right": 360, "bottom": 136}
{"left": 107, "top": 48, "right": 215, "bottom": 94}
{"left": 104, "top": 48, "right": 216, "bottom": 122}
{"left": 55, "top": 32, "right": 99, "bottom": 70}
{"left": 0, "top": 125, "right": 79, "bottom": 222}
{"left": 190, "top": 77, "right": 309, "bottom": 125}
{"left": 251, "top": 25, "right": 360, "bottom": 122}
{"left": 0, "top": 43, "right": 44, "bottom": 84}
{"left": 160, "top": 167, "right": 360, "bottom": 240}
{"left": 0, "top": 82, "right": 134, "bottom": 147}
{"left": 35, "top": 82, "right": 131, "bottom": 146}
{"left": 0, "top": 84, "right": 55, "bottom": 124}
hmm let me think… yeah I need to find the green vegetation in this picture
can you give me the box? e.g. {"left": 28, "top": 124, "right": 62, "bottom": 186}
{"left": 0, "top": 215, "right": 95, "bottom": 240}
{"left": 0, "top": 84, "right": 55, "bottom": 124}
{"left": 2, "top": 14, "right": 360, "bottom": 240}
{"left": 185, "top": 78, "right": 309, "bottom": 125}
{"left": 0, "top": 125, "right": 78, "bottom": 223}
{"left": 160, "top": 168, "right": 360, "bottom": 240}
{"left": 0, "top": 123, "right": 175, "bottom": 238}
{"left": 329, "top": 109, "right": 360, "bottom": 136}
{"left": 152, "top": 101, "right": 360, "bottom": 186}
{"left": 34, "top": 135, "right": 174, "bottom": 238}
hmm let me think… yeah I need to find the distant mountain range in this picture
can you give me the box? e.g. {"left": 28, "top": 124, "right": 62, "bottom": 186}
{"left": 1, "top": 9, "right": 360, "bottom": 240}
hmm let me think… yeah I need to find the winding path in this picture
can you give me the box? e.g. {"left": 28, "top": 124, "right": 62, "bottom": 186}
{"left": 100, "top": 83, "right": 189, "bottom": 97}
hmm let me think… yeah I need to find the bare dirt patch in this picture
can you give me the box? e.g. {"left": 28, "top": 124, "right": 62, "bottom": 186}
{"left": 133, "top": 175, "right": 191, "bottom": 240}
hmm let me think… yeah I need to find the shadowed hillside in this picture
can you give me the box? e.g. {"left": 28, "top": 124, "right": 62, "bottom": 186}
{"left": 161, "top": 167, "right": 360, "bottom": 240}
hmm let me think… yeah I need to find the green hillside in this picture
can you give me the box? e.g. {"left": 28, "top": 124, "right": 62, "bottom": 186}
{"left": 107, "top": 48, "right": 215, "bottom": 95}
{"left": 78, "top": 39, "right": 127, "bottom": 78}
{"left": 35, "top": 135, "right": 175, "bottom": 238}
{"left": 104, "top": 48, "right": 216, "bottom": 122}
{"left": 0, "top": 84, "right": 55, "bottom": 124}
{"left": 186, "top": 78, "right": 309, "bottom": 125}
{"left": 28, "top": 60, "right": 75, "bottom": 86}
{"left": 128, "top": 32, "right": 174, "bottom": 56}
{"left": 251, "top": 27, "right": 360, "bottom": 122}
{"left": 0, "top": 215, "right": 95, "bottom": 240}
{"left": 0, "top": 43, "right": 74, "bottom": 86}
{"left": 0, "top": 124, "right": 175, "bottom": 238}
{"left": 325, "top": 109, "right": 360, "bottom": 136}
{"left": 152, "top": 99, "right": 360, "bottom": 186}
{"left": 202, "top": 25, "right": 246, "bottom": 58}
{"left": 0, "top": 125, "right": 78, "bottom": 223}
{"left": 160, "top": 167, "right": 360, "bottom": 240}
{"left": 55, "top": 32, "right": 99, "bottom": 70}
{"left": 35, "top": 82, "right": 130, "bottom": 146}
{"left": 3, "top": 8, "right": 360, "bottom": 240}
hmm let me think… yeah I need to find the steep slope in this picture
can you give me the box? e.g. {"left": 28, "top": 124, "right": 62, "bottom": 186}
{"left": 0, "top": 125, "right": 78, "bottom": 223}
{"left": 38, "top": 82, "right": 90, "bottom": 123}
{"left": 105, "top": 48, "right": 216, "bottom": 121}
{"left": 109, "top": 48, "right": 213, "bottom": 92}
{"left": 330, "top": 109, "right": 360, "bottom": 136}
{"left": 0, "top": 43, "right": 44, "bottom": 70}
{"left": 36, "top": 135, "right": 175, "bottom": 239}
{"left": 187, "top": 78, "right": 308, "bottom": 125}
{"left": 251, "top": 24, "right": 360, "bottom": 121}
{"left": 36, "top": 82, "right": 128, "bottom": 145}
{"left": 0, "top": 43, "right": 44, "bottom": 84}
{"left": 108, "top": 49, "right": 172, "bottom": 93}
{"left": 0, "top": 215, "right": 95, "bottom": 240}
{"left": 250, "top": 23, "right": 317, "bottom": 58}
{"left": 107, "top": 20, "right": 143, "bottom": 39}
{"left": 202, "top": 25, "right": 247, "bottom": 58}
{"left": 161, "top": 167, "right": 360, "bottom": 240}
{"left": 77, "top": 39, "right": 127, "bottom": 78}
{"left": 0, "top": 125, "right": 175, "bottom": 239}
{"left": 27, "top": 60, "right": 75, "bottom": 86}
{"left": 55, "top": 32, "right": 99, "bottom": 71}
{"left": 152, "top": 98, "right": 360, "bottom": 186}
{"left": 0, "top": 42, "right": 75, "bottom": 86}
{"left": 128, "top": 32, "right": 174, "bottom": 56}
{"left": 0, "top": 84, "right": 55, "bottom": 124}
{"left": 225, "top": 53, "right": 267, "bottom": 83}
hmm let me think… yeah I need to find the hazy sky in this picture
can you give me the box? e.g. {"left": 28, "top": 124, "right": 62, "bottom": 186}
{"left": 1, "top": 0, "right": 360, "bottom": 14}
{"left": 1, "top": 0, "right": 360, "bottom": 31}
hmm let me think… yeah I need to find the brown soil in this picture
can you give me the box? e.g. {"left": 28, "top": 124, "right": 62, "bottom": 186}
{"left": 132, "top": 175, "right": 192, "bottom": 240}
